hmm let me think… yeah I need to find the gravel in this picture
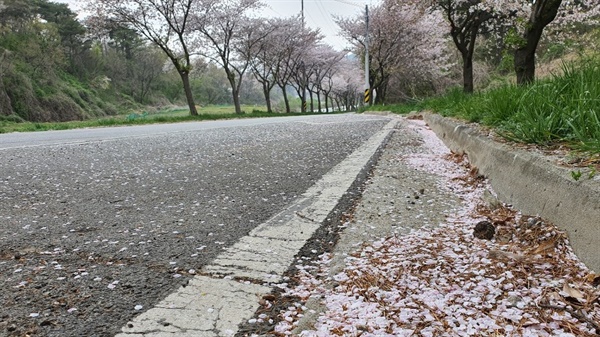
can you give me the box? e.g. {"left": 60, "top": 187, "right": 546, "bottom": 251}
{"left": 0, "top": 114, "right": 389, "bottom": 337}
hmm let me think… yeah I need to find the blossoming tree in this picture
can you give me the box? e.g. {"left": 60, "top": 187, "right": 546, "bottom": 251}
{"left": 192, "top": 0, "right": 266, "bottom": 114}
{"left": 86, "top": 0, "right": 208, "bottom": 116}
{"left": 427, "top": 0, "right": 599, "bottom": 87}
{"left": 337, "top": 0, "right": 450, "bottom": 103}
{"left": 497, "top": 0, "right": 599, "bottom": 84}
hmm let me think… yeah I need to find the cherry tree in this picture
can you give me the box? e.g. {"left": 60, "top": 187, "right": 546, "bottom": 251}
{"left": 308, "top": 45, "right": 345, "bottom": 112}
{"left": 269, "top": 18, "right": 321, "bottom": 113}
{"left": 86, "top": 0, "right": 210, "bottom": 116}
{"left": 285, "top": 27, "right": 324, "bottom": 113}
{"left": 193, "top": 0, "right": 265, "bottom": 114}
{"left": 318, "top": 55, "right": 360, "bottom": 112}
{"left": 426, "top": 0, "right": 494, "bottom": 93}
{"left": 427, "top": 0, "right": 599, "bottom": 86}
{"left": 330, "top": 58, "right": 364, "bottom": 112}
{"left": 247, "top": 17, "right": 287, "bottom": 113}
{"left": 498, "top": 0, "right": 600, "bottom": 84}
{"left": 289, "top": 49, "right": 318, "bottom": 113}
{"left": 337, "top": 0, "right": 450, "bottom": 104}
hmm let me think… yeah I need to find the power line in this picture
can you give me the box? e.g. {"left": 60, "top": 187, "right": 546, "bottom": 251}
{"left": 315, "top": 0, "right": 340, "bottom": 36}
{"left": 332, "top": 0, "right": 363, "bottom": 7}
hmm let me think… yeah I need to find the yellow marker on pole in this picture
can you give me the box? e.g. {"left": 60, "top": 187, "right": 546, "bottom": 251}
{"left": 364, "top": 89, "right": 370, "bottom": 104}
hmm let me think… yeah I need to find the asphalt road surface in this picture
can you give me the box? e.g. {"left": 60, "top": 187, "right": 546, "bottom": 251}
{"left": 0, "top": 114, "right": 390, "bottom": 337}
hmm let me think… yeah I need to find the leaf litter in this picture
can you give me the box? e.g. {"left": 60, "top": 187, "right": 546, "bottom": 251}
{"left": 267, "top": 120, "right": 600, "bottom": 336}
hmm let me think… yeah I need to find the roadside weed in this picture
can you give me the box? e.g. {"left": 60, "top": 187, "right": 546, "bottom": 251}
{"left": 383, "top": 56, "right": 600, "bottom": 154}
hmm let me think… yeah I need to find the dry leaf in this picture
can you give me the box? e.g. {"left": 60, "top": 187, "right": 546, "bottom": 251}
{"left": 488, "top": 249, "right": 526, "bottom": 262}
{"left": 562, "top": 283, "right": 585, "bottom": 299}
{"left": 532, "top": 238, "right": 557, "bottom": 255}
{"left": 548, "top": 291, "right": 563, "bottom": 301}
{"left": 585, "top": 273, "right": 600, "bottom": 287}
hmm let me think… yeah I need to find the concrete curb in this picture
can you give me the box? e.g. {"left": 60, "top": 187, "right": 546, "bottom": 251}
{"left": 423, "top": 113, "right": 600, "bottom": 273}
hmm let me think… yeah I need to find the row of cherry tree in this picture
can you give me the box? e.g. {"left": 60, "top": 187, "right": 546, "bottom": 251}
{"left": 87, "top": 0, "right": 365, "bottom": 115}
{"left": 339, "top": 0, "right": 599, "bottom": 99}
{"left": 87, "top": 0, "right": 599, "bottom": 112}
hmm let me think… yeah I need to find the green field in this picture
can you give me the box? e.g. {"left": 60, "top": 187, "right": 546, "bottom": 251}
{"left": 154, "top": 105, "right": 269, "bottom": 116}
{"left": 0, "top": 105, "right": 330, "bottom": 134}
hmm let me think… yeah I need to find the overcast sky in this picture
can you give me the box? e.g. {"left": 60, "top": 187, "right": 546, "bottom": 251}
{"left": 261, "top": 0, "right": 380, "bottom": 50}
{"left": 54, "top": 0, "right": 381, "bottom": 50}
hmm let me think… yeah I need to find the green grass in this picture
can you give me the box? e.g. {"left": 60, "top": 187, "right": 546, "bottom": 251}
{"left": 0, "top": 105, "right": 336, "bottom": 134}
{"left": 153, "top": 105, "right": 269, "bottom": 117}
{"left": 368, "top": 57, "right": 600, "bottom": 153}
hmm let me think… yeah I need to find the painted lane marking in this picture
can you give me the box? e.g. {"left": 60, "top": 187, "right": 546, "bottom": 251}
{"left": 116, "top": 118, "right": 397, "bottom": 337}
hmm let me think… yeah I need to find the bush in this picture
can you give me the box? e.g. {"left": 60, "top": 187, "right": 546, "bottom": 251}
{"left": 0, "top": 114, "right": 25, "bottom": 123}
{"left": 40, "top": 94, "right": 84, "bottom": 122}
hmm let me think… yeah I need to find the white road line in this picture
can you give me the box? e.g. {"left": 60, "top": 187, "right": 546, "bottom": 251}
{"left": 115, "top": 119, "right": 397, "bottom": 337}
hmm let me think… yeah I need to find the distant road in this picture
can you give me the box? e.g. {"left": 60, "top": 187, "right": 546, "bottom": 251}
{"left": 0, "top": 115, "right": 348, "bottom": 150}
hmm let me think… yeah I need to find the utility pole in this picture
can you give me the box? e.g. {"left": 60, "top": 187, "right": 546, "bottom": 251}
{"left": 364, "top": 5, "right": 371, "bottom": 105}
{"left": 301, "top": 0, "right": 304, "bottom": 27}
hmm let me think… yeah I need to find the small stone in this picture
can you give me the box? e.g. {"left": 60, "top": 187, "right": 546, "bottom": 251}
{"left": 526, "top": 217, "right": 543, "bottom": 228}
{"left": 482, "top": 189, "right": 502, "bottom": 210}
{"left": 40, "top": 319, "right": 53, "bottom": 327}
{"left": 507, "top": 295, "right": 524, "bottom": 308}
{"left": 262, "top": 294, "right": 276, "bottom": 301}
{"left": 473, "top": 221, "right": 495, "bottom": 240}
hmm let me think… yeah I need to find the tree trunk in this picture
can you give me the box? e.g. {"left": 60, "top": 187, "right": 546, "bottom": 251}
{"left": 462, "top": 53, "right": 474, "bottom": 93}
{"left": 317, "top": 91, "right": 322, "bottom": 113}
{"left": 232, "top": 89, "right": 242, "bottom": 114}
{"left": 375, "top": 78, "right": 389, "bottom": 104}
{"left": 280, "top": 84, "right": 291, "bottom": 113}
{"left": 227, "top": 73, "right": 243, "bottom": 114}
{"left": 262, "top": 82, "right": 272, "bottom": 113}
{"left": 514, "top": 42, "right": 538, "bottom": 85}
{"left": 514, "top": 0, "right": 562, "bottom": 85}
{"left": 446, "top": 7, "right": 489, "bottom": 94}
{"left": 0, "top": 86, "right": 14, "bottom": 116}
{"left": 464, "top": 21, "right": 479, "bottom": 93}
{"left": 179, "top": 71, "right": 198, "bottom": 116}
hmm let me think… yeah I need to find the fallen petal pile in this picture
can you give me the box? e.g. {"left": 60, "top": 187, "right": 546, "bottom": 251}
{"left": 273, "top": 120, "right": 600, "bottom": 336}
